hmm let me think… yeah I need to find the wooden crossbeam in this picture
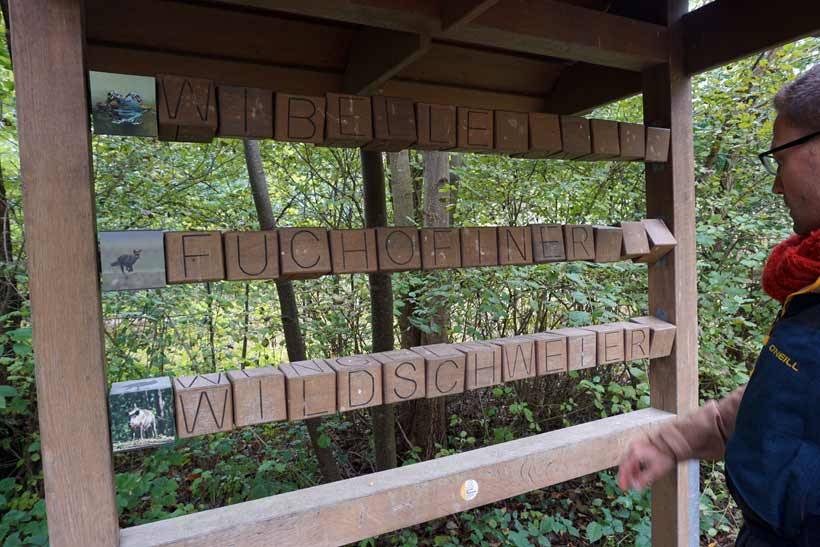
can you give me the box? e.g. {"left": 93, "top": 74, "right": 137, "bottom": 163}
{"left": 205, "top": 0, "right": 668, "bottom": 70}
{"left": 440, "top": 0, "right": 500, "bottom": 33}
{"left": 544, "top": 63, "right": 642, "bottom": 115}
{"left": 683, "top": 0, "right": 820, "bottom": 75}
{"left": 343, "top": 28, "right": 431, "bottom": 95}
{"left": 120, "top": 408, "right": 674, "bottom": 547}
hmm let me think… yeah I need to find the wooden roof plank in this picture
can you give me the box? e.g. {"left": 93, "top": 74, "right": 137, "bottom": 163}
{"left": 440, "top": 0, "right": 500, "bottom": 33}
{"left": 684, "top": 0, "right": 820, "bottom": 75}
{"left": 544, "top": 63, "right": 642, "bottom": 115}
{"left": 343, "top": 28, "right": 432, "bottom": 95}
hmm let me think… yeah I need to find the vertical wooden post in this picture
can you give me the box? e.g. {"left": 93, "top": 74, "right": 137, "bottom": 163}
{"left": 643, "top": 1, "right": 699, "bottom": 546}
{"left": 9, "top": 1, "right": 120, "bottom": 546}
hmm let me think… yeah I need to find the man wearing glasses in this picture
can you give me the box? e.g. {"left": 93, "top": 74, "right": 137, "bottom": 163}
{"left": 618, "top": 65, "right": 820, "bottom": 546}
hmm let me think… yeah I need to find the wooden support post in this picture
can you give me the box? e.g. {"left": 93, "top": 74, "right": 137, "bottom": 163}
{"left": 643, "top": 1, "right": 699, "bottom": 545}
{"left": 9, "top": 0, "right": 120, "bottom": 544}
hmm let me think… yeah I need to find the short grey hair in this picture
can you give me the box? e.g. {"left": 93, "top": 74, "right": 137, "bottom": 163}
{"left": 774, "top": 64, "right": 820, "bottom": 130}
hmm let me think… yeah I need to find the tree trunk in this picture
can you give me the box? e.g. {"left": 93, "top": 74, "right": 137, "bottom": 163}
{"left": 243, "top": 139, "right": 341, "bottom": 483}
{"left": 361, "top": 150, "right": 397, "bottom": 471}
{"left": 407, "top": 151, "right": 452, "bottom": 457}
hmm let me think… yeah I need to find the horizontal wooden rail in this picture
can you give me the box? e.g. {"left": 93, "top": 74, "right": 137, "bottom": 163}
{"left": 120, "top": 408, "right": 674, "bottom": 547}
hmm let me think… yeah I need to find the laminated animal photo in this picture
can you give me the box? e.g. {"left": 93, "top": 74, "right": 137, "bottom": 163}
{"left": 99, "top": 230, "right": 166, "bottom": 291}
{"left": 90, "top": 71, "right": 158, "bottom": 138}
{"left": 109, "top": 376, "right": 176, "bottom": 452}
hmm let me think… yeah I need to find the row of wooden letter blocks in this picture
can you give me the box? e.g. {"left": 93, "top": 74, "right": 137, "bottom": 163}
{"left": 157, "top": 74, "right": 670, "bottom": 161}
{"left": 170, "top": 316, "right": 675, "bottom": 438}
{"left": 165, "top": 219, "right": 676, "bottom": 283}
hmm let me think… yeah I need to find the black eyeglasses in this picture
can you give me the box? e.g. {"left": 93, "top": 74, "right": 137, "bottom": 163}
{"left": 758, "top": 130, "right": 820, "bottom": 175}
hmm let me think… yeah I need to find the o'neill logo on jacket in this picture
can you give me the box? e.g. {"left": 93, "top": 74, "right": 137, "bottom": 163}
{"left": 768, "top": 344, "right": 799, "bottom": 372}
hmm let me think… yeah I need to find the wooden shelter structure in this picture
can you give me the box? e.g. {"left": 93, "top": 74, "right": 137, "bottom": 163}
{"left": 7, "top": 0, "right": 820, "bottom": 546}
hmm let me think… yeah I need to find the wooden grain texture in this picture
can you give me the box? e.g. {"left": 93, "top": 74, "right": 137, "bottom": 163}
{"left": 157, "top": 74, "right": 218, "bottom": 142}
{"left": 643, "top": 2, "right": 699, "bottom": 543}
{"left": 618, "top": 122, "right": 646, "bottom": 161}
{"left": 374, "top": 349, "right": 426, "bottom": 404}
{"left": 164, "top": 232, "right": 225, "bottom": 284}
{"left": 279, "top": 360, "right": 337, "bottom": 420}
{"left": 412, "top": 344, "right": 466, "bottom": 398}
{"left": 9, "top": 0, "right": 120, "bottom": 544}
{"left": 324, "top": 93, "right": 373, "bottom": 147}
{"left": 274, "top": 94, "right": 326, "bottom": 144}
{"left": 120, "top": 409, "right": 677, "bottom": 547}
{"left": 612, "top": 322, "right": 652, "bottom": 362}
{"left": 414, "top": 103, "right": 456, "bottom": 150}
{"left": 619, "top": 221, "right": 651, "bottom": 259}
{"left": 278, "top": 227, "right": 332, "bottom": 279}
{"left": 329, "top": 229, "right": 379, "bottom": 274}
{"left": 635, "top": 218, "right": 677, "bottom": 264}
{"left": 455, "top": 107, "right": 494, "bottom": 152}
{"left": 227, "top": 367, "right": 287, "bottom": 427}
{"left": 376, "top": 227, "right": 421, "bottom": 272}
{"left": 460, "top": 227, "right": 499, "bottom": 267}
{"left": 543, "top": 64, "right": 641, "bottom": 116}
{"left": 365, "top": 96, "right": 418, "bottom": 151}
{"left": 531, "top": 224, "right": 566, "bottom": 263}
{"left": 519, "top": 113, "right": 562, "bottom": 158}
{"left": 526, "top": 332, "right": 568, "bottom": 375}
{"left": 217, "top": 86, "right": 274, "bottom": 139}
{"left": 487, "top": 336, "right": 537, "bottom": 382}
{"left": 563, "top": 224, "right": 595, "bottom": 261}
{"left": 174, "top": 374, "right": 234, "bottom": 438}
{"left": 497, "top": 226, "right": 533, "bottom": 265}
{"left": 582, "top": 324, "right": 626, "bottom": 365}
{"left": 325, "top": 355, "right": 384, "bottom": 412}
{"left": 454, "top": 342, "right": 502, "bottom": 390}
{"left": 420, "top": 228, "right": 462, "bottom": 270}
{"left": 682, "top": 0, "right": 820, "bottom": 76}
{"left": 593, "top": 226, "right": 623, "bottom": 263}
{"left": 631, "top": 316, "right": 677, "bottom": 359}
{"left": 553, "top": 116, "right": 591, "bottom": 159}
{"left": 549, "top": 328, "right": 596, "bottom": 371}
{"left": 645, "top": 126, "right": 672, "bottom": 162}
{"left": 343, "top": 28, "right": 431, "bottom": 96}
{"left": 583, "top": 119, "right": 620, "bottom": 160}
{"left": 493, "top": 111, "right": 528, "bottom": 155}
{"left": 223, "top": 231, "right": 279, "bottom": 281}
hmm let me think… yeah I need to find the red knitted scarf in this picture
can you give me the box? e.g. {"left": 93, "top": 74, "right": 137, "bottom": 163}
{"left": 762, "top": 229, "right": 820, "bottom": 304}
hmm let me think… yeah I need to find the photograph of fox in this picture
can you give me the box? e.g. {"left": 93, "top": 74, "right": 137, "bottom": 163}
{"left": 99, "top": 230, "right": 166, "bottom": 291}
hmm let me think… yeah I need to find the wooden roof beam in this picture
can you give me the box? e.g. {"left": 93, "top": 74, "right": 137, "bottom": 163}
{"left": 683, "top": 0, "right": 820, "bottom": 75}
{"left": 544, "top": 63, "right": 642, "bottom": 115}
{"left": 211, "top": 0, "right": 669, "bottom": 71}
{"left": 440, "top": 0, "right": 500, "bottom": 33}
{"left": 343, "top": 28, "right": 431, "bottom": 95}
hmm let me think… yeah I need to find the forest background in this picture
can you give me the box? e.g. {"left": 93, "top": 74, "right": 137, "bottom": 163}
{"left": 0, "top": 15, "right": 817, "bottom": 547}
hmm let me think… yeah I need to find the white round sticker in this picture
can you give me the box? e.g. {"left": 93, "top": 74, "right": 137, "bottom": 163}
{"left": 460, "top": 479, "right": 479, "bottom": 501}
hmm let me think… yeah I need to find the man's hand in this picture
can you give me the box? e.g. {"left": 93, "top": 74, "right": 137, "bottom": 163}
{"left": 617, "top": 437, "right": 676, "bottom": 491}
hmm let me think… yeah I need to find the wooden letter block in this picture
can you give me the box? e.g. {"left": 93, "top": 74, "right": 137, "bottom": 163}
{"left": 453, "top": 342, "right": 502, "bottom": 391}
{"left": 455, "top": 107, "right": 493, "bottom": 152}
{"left": 217, "top": 86, "right": 274, "bottom": 139}
{"left": 164, "top": 231, "right": 224, "bottom": 284}
{"left": 223, "top": 231, "right": 279, "bottom": 281}
{"left": 487, "top": 336, "right": 537, "bottom": 382}
{"left": 553, "top": 116, "right": 591, "bottom": 159}
{"left": 325, "top": 355, "right": 382, "bottom": 412}
{"left": 226, "top": 367, "right": 287, "bottom": 427}
{"left": 519, "top": 113, "right": 561, "bottom": 158}
{"left": 634, "top": 219, "right": 677, "bottom": 264}
{"left": 583, "top": 324, "right": 626, "bottom": 365}
{"left": 278, "top": 227, "right": 332, "bottom": 279}
{"left": 415, "top": 103, "right": 456, "bottom": 150}
{"left": 531, "top": 224, "right": 566, "bottom": 263}
{"left": 526, "top": 332, "right": 568, "bottom": 375}
{"left": 498, "top": 226, "right": 533, "bottom": 265}
{"left": 109, "top": 376, "right": 175, "bottom": 452}
{"left": 618, "top": 122, "right": 645, "bottom": 161}
{"left": 329, "top": 229, "right": 378, "bottom": 274}
{"left": 630, "top": 316, "right": 676, "bottom": 359}
{"left": 374, "top": 349, "right": 426, "bottom": 403}
{"left": 174, "top": 373, "right": 233, "bottom": 438}
{"left": 376, "top": 227, "right": 421, "bottom": 272}
{"left": 611, "top": 322, "right": 651, "bottom": 361}
{"left": 280, "top": 360, "right": 336, "bottom": 420}
{"left": 563, "top": 225, "right": 595, "bottom": 261}
{"left": 412, "top": 344, "right": 466, "bottom": 398}
{"left": 325, "top": 93, "right": 373, "bottom": 147}
{"left": 157, "top": 75, "right": 217, "bottom": 142}
{"left": 593, "top": 226, "right": 623, "bottom": 263}
{"left": 582, "top": 119, "right": 620, "bottom": 160}
{"left": 365, "top": 96, "right": 417, "bottom": 151}
{"left": 619, "top": 221, "right": 651, "bottom": 259}
{"left": 645, "top": 126, "right": 671, "bottom": 162}
{"left": 494, "top": 111, "right": 528, "bottom": 155}
{"left": 275, "top": 93, "right": 325, "bottom": 144}
{"left": 420, "top": 228, "right": 461, "bottom": 270}
{"left": 549, "top": 328, "right": 596, "bottom": 371}
{"left": 460, "top": 227, "right": 498, "bottom": 267}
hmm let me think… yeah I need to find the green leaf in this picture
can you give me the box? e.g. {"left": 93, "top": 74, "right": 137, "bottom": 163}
{"left": 586, "top": 522, "right": 604, "bottom": 543}
{"left": 316, "top": 433, "right": 331, "bottom": 449}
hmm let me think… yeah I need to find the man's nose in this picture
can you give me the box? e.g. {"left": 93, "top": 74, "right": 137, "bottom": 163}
{"left": 772, "top": 173, "right": 784, "bottom": 194}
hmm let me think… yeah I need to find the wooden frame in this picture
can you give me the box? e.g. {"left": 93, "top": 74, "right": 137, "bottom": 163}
{"left": 10, "top": 0, "right": 816, "bottom": 545}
